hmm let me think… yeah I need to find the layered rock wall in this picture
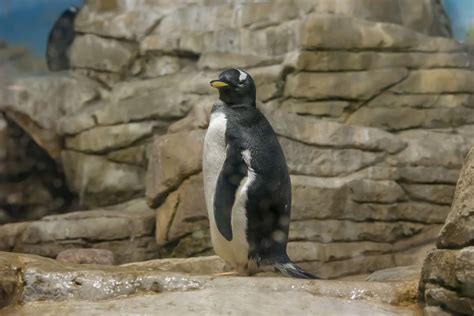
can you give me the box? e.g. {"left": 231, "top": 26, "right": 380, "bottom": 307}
{"left": 0, "top": 0, "right": 472, "bottom": 278}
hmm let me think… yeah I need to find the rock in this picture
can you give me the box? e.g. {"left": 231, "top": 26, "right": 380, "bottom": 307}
{"left": 437, "top": 148, "right": 474, "bottom": 248}
{"left": 167, "top": 99, "right": 213, "bottom": 133}
{"left": 263, "top": 107, "right": 406, "bottom": 154}
{"left": 251, "top": 65, "right": 285, "bottom": 102}
{"left": 366, "top": 265, "right": 421, "bottom": 282}
{"left": 301, "top": 14, "right": 462, "bottom": 51}
{"left": 347, "top": 107, "right": 474, "bottom": 131}
{"left": 75, "top": 2, "right": 165, "bottom": 40}
{"left": 289, "top": 220, "right": 425, "bottom": 243}
{"left": 106, "top": 142, "right": 149, "bottom": 167}
{"left": 393, "top": 69, "right": 474, "bottom": 94}
{"left": 146, "top": 130, "right": 205, "bottom": 208}
{"left": 285, "top": 51, "right": 471, "bottom": 71}
{"left": 70, "top": 34, "right": 137, "bottom": 73}
{"left": 0, "top": 222, "right": 28, "bottom": 251}
{"left": 396, "top": 131, "right": 467, "bottom": 169}
{"left": 0, "top": 74, "right": 101, "bottom": 131}
{"left": 401, "top": 184, "right": 455, "bottom": 205}
{"left": 56, "top": 248, "right": 115, "bottom": 265}
{"left": 122, "top": 255, "right": 229, "bottom": 275}
{"left": 140, "top": 55, "right": 194, "bottom": 78}
{"left": 284, "top": 68, "right": 408, "bottom": 100}
{"left": 65, "top": 122, "right": 158, "bottom": 154}
{"left": 62, "top": 151, "right": 145, "bottom": 208}
{"left": 155, "top": 174, "right": 208, "bottom": 245}
{"left": 197, "top": 52, "right": 280, "bottom": 70}
{"left": 419, "top": 148, "right": 474, "bottom": 315}
{"left": 0, "top": 252, "right": 422, "bottom": 315}
{"left": 396, "top": 166, "right": 460, "bottom": 184}
{"left": 280, "top": 99, "right": 350, "bottom": 117}
{"left": 367, "top": 93, "right": 474, "bottom": 109}
{"left": 10, "top": 209, "right": 158, "bottom": 264}
{"left": 280, "top": 137, "right": 385, "bottom": 177}
{"left": 348, "top": 179, "right": 406, "bottom": 203}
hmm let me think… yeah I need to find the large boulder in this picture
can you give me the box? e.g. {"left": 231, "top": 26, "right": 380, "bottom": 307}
{"left": 419, "top": 148, "right": 474, "bottom": 315}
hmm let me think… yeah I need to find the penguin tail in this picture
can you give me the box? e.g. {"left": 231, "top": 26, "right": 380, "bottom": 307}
{"left": 272, "top": 256, "right": 319, "bottom": 279}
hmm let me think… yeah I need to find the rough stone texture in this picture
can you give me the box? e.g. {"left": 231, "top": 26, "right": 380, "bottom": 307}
{"left": 1, "top": 0, "right": 473, "bottom": 284}
{"left": 284, "top": 68, "right": 408, "bottom": 101}
{"left": 62, "top": 151, "right": 145, "bottom": 208}
{"left": 56, "top": 248, "right": 115, "bottom": 265}
{"left": 70, "top": 34, "right": 137, "bottom": 73}
{"left": 4, "top": 209, "right": 158, "bottom": 265}
{"left": 420, "top": 148, "right": 474, "bottom": 315}
{"left": 0, "top": 252, "right": 422, "bottom": 315}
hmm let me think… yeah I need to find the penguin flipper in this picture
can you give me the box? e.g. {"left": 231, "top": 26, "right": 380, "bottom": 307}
{"left": 213, "top": 145, "right": 247, "bottom": 241}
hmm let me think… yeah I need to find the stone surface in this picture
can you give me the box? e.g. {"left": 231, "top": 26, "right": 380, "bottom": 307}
{"left": 6, "top": 209, "right": 158, "bottom": 264}
{"left": 62, "top": 151, "right": 145, "bottom": 208}
{"left": 56, "top": 248, "right": 115, "bottom": 265}
{"left": 285, "top": 51, "right": 471, "bottom": 71}
{"left": 437, "top": 149, "right": 474, "bottom": 248}
{"left": 65, "top": 122, "right": 158, "bottom": 154}
{"left": 301, "top": 14, "right": 461, "bottom": 51}
{"left": 284, "top": 69, "right": 408, "bottom": 101}
{"left": 394, "top": 69, "right": 474, "bottom": 94}
{"left": 366, "top": 265, "right": 421, "bottom": 282}
{"left": 420, "top": 148, "right": 474, "bottom": 315}
{"left": 146, "top": 130, "right": 205, "bottom": 207}
{"left": 0, "top": 252, "right": 422, "bottom": 315}
{"left": 70, "top": 34, "right": 137, "bottom": 73}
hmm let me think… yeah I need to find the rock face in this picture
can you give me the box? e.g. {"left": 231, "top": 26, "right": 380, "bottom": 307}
{"left": 0, "top": 0, "right": 472, "bottom": 281}
{"left": 0, "top": 252, "right": 421, "bottom": 315}
{"left": 419, "top": 148, "right": 474, "bottom": 315}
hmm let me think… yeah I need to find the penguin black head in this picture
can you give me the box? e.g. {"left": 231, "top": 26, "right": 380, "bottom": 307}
{"left": 210, "top": 69, "right": 256, "bottom": 106}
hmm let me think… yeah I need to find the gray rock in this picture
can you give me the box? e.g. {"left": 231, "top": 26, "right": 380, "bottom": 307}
{"left": 401, "top": 184, "right": 455, "bottom": 205}
{"left": 437, "top": 148, "right": 474, "bottom": 248}
{"left": 396, "top": 131, "right": 468, "bottom": 169}
{"left": 285, "top": 51, "right": 470, "bottom": 72}
{"left": 284, "top": 68, "right": 408, "bottom": 100}
{"left": 70, "top": 34, "right": 137, "bottom": 73}
{"left": 62, "top": 151, "right": 145, "bottom": 208}
{"left": 393, "top": 69, "right": 474, "bottom": 94}
{"left": 289, "top": 219, "right": 425, "bottom": 243}
{"left": 366, "top": 265, "right": 421, "bottom": 282}
{"left": 301, "top": 14, "right": 461, "bottom": 51}
{"left": 263, "top": 107, "right": 406, "bottom": 154}
{"left": 146, "top": 130, "right": 205, "bottom": 208}
{"left": 56, "top": 248, "right": 115, "bottom": 265}
{"left": 280, "top": 136, "right": 385, "bottom": 177}
{"left": 280, "top": 99, "right": 350, "bottom": 117}
{"left": 348, "top": 179, "right": 406, "bottom": 203}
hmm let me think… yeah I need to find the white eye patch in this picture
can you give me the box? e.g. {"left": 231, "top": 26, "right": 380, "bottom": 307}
{"left": 237, "top": 69, "right": 248, "bottom": 82}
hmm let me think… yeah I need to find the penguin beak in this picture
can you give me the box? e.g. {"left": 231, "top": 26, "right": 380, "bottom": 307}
{"left": 210, "top": 80, "right": 229, "bottom": 89}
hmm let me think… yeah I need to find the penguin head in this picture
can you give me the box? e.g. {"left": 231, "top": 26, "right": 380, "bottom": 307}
{"left": 210, "top": 69, "right": 256, "bottom": 106}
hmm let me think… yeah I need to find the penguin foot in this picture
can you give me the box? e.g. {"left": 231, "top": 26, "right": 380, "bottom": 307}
{"left": 213, "top": 271, "right": 239, "bottom": 277}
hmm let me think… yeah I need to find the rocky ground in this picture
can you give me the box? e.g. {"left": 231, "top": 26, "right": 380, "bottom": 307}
{"left": 0, "top": 252, "right": 422, "bottom": 315}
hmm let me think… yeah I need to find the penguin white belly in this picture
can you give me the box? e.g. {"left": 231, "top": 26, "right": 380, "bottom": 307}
{"left": 203, "top": 111, "right": 251, "bottom": 271}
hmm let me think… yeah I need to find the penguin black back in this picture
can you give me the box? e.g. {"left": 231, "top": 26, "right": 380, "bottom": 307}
{"left": 204, "top": 68, "right": 319, "bottom": 279}
{"left": 46, "top": 6, "right": 79, "bottom": 71}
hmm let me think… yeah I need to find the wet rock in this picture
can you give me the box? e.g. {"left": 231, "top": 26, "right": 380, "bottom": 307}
{"left": 56, "top": 248, "right": 115, "bottom": 265}
{"left": 366, "top": 265, "right": 421, "bottom": 282}
{"left": 0, "top": 252, "right": 422, "bottom": 315}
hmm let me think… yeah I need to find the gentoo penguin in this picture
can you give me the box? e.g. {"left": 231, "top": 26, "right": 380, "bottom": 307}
{"left": 46, "top": 6, "right": 79, "bottom": 71}
{"left": 203, "top": 68, "right": 318, "bottom": 279}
